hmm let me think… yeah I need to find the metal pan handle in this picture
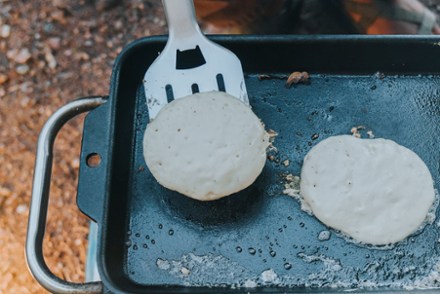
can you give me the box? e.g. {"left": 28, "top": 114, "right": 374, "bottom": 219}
{"left": 26, "top": 96, "right": 107, "bottom": 294}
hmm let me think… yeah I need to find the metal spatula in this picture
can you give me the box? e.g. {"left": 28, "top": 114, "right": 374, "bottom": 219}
{"left": 143, "top": 0, "right": 248, "bottom": 120}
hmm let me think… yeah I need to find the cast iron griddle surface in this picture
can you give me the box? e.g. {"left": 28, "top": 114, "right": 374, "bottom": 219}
{"left": 125, "top": 73, "right": 440, "bottom": 289}
{"left": 76, "top": 36, "right": 440, "bottom": 293}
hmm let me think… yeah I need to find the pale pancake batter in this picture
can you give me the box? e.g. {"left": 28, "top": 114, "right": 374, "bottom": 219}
{"left": 300, "top": 135, "right": 435, "bottom": 245}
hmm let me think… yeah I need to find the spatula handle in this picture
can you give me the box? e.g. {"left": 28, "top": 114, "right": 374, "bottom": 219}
{"left": 162, "top": 0, "right": 203, "bottom": 41}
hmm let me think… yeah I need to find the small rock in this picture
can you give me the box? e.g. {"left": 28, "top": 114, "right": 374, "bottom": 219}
{"left": 19, "top": 82, "right": 30, "bottom": 93}
{"left": 20, "top": 97, "right": 30, "bottom": 107}
{"left": 44, "top": 49, "right": 57, "bottom": 69}
{"left": 43, "top": 22, "right": 54, "bottom": 33}
{"left": 0, "top": 24, "right": 10, "bottom": 38}
{"left": 16, "top": 64, "right": 30, "bottom": 75}
{"left": 0, "top": 186, "right": 11, "bottom": 197}
{"left": 75, "top": 52, "right": 90, "bottom": 61}
{"left": 16, "top": 48, "right": 32, "bottom": 63}
{"left": 51, "top": 10, "right": 66, "bottom": 25}
{"left": 16, "top": 204, "right": 28, "bottom": 214}
{"left": 53, "top": 0, "right": 68, "bottom": 9}
{"left": 47, "top": 37, "right": 61, "bottom": 50}
{"left": 7, "top": 48, "right": 32, "bottom": 64}
{"left": 37, "top": 60, "right": 46, "bottom": 69}
{"left": 0, "top": 74, "right": 8, "bottom": 84}
{"left": 96, "top": 0, "right": 122, "bottom": 11}
{"left": 72, "top": 158, "right": 80, "bottom": 169}
{"left": 115, "top": 20, "right": 123, "bottom": 30}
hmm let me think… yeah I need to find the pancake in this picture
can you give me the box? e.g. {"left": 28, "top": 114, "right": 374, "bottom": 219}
{"left": 143, "top": 91, "right": 269, "bottom": 201}
{"left": 300, "top": 135, "right": 435, "bottom": 245}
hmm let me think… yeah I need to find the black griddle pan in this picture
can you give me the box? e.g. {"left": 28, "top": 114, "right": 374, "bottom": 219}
{"left": 77, "top": 35, "right": 440, "bottom": 293}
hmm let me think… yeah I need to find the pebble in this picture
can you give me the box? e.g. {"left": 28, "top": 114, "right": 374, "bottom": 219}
{"left": 0, "top": 25, "right": 10, "bottom": 38}
{"left": 53, "top": 0, "right": 68, "bottom": 9}
{"left": 20, "top": 97, "right": 30, "bottom": 107}
{"left": 71, "top": 158, "right": 80, "bottom": 169}
{"left": 16, "top": 48, "right": 32, "bottom": 64}
{"left": 48, "top": 37, "right": 61, "bottom": 50}
{"left": 115, "top": 20, "right": 123, "bottom": 30}
{"left": 0, "top": 74, "right": 8, "bottom": 85}
{"left": 15, "top": 204, "right": 28, "bottom": 214}
{"left": 7, "top": 48, "right": 32, "bottom": 64}
{"left": 16, "top": 64, "right": 30, "bottom": 75}
{"left": 44, "top": 49, "right": 57, "bottom": 69}
{"left": 43, "top": 22, "right": 54, "bottom": 33}
{"left": 0, "top": 186, "right": 11, "bottom": 197}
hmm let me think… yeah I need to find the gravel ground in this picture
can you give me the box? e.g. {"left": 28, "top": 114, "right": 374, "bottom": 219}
{"left": 422, "top": 0, "right": 440, "bottom": 13}
{"left": 0, "top": 1, "right": 165, "bottom": 293}
{"left": 0, "top": 0, "right": 439, "bottom": 293}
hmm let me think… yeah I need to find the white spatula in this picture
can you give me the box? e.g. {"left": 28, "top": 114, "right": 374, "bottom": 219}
{"left": 143, "top": 0, "right": 248, "bottom": 120}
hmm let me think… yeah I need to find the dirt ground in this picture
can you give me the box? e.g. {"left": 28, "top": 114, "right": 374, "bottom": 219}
{"left": 0, "top": 1, "right": 166, "bottom": 293}
{"left": 0, "top": 0, "right": 439, "bottom": 293}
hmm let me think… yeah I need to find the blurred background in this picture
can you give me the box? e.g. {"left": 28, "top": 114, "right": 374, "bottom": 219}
{"left": 0, "top": 0, "right": 439, "bottom": 292}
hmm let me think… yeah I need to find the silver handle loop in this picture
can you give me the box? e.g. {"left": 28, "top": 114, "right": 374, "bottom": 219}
{"left": 26, "top": 97, "right": 107, "bottom": 294}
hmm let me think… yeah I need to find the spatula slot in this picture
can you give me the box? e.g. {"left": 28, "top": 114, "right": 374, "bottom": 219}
{"left": 176, "top": 45, "right": 206, "bottom": 70}
{"left": 191, "top": 83, "right": 199, "bottom": 94}
{"left": 165, "top": 84, "right": 174, "bottom": 103}
{"left": 216, "top": 73, "right": 225, "bottom": 92}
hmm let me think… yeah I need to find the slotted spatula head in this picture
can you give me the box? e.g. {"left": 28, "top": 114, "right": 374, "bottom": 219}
{"left": 143, "top": 0, "right": 248, "bottom": 120}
